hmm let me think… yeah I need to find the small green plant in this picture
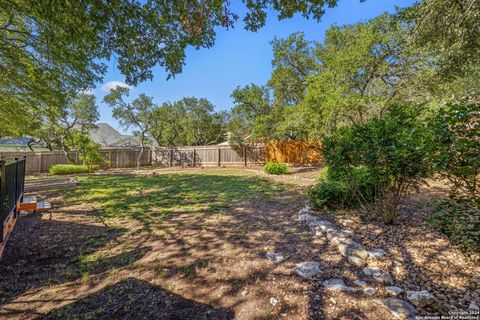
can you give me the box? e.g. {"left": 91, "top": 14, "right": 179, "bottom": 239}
{"left": 50, "top": 164, "right": 99, "bottom": 175}
{"left": 428, "top": 199, "right": 480, "bottom": 254}
{"left": 264, "top": 161, "right": 288, "bottom": 175}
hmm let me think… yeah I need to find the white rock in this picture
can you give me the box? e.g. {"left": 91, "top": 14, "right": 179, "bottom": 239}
{"left": 294, "top": 262, "right": 321, "bottom": 279}
{"left": 363, "top": 287, "right": 376, "bottom": 296}
{"left": 270, "top": 297, "right": 278, "bottom": 306}
{"left": 368, "top": 248, "right": 387, "bottom": 259}
{"left": 406, "top": 290, "right": 437, "bottom": 308}
{"left": 323, "top": 278, "right": 356, "bottom": 292}
{"left": 298, "top": 213, "right": 317, "bottom": 222}
{"left": 468, "top": 302, "right": 480, "bottom": 311}
{"left": 354, "top": 280, "right": 367, "bottom": 287}
{"left": 386, "top": 286, "right": 403, "bottom": 296}
{"left": 382, "top": 298, "right": 417, "bottom": 320}
{"left": 363, "top": 266, "right": 381, "bottom": 276}
{"left": 373, "top": 272, "right": 394, "bottom": 285}
{"left": 336, "top": 240, "right": 367, "bottom": 259}
{"left": 265, "top": 252, "right": 284, "bottom": 263}
{"left": 241, "top": 289, "right": 249, "bottom": 296}
{"left": 348, "top": 255, "right": 366, "bottom": 267}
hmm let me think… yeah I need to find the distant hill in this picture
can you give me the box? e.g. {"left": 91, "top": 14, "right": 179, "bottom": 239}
{"left": 87, "top": 123, "right": 141, "bottom": 147}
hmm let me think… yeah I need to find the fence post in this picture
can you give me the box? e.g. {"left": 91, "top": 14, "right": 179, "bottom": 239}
{"left": 217, "top": 148, "right": 221, "bottom": 167}
{"left": 0, "top": 160, "right": 5, "bottom": 242}
{"left": 193, "top": 148, "right": 196, "bottom": 167}
{"left": 38, "top": 153, "right": 42, "bottom": 173}
{"left": 243, "top": 146, "right": 247, "bottom": 166}
{"left": 14, "top": 158, "right": 18, "bottom": 217}
{"left": 170, "top": 149, "right": 174, "bottom": 167}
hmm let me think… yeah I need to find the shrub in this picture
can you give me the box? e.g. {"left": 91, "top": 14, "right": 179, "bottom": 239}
{"left": 323, "top": 105, "right": 432, "bottom": 223}
{"left": 50, "top": 164, "right": 99, "bottom": 175}
{"left": 309, "top": 166, "right": 380, "bottom": 209}
{"left": 264, "top": 161, "right": 288, "bottom": 175}
{"left": 430, "top": 102, "right": 479, "bottom": 203}
{"left": 67, "top": 130, "right": 105, "bottom": 173}
{"left": 428, "top": 199, "right": 480, "bottom": 254}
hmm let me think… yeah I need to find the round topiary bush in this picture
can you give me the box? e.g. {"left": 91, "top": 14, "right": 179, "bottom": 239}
{"left": 264, "top": 161, "right": 288, "bottom": 175}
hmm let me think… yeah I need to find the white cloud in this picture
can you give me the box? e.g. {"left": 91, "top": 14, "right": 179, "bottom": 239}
{"left": 101, "top": 81, "right": 132, "bottom": 92}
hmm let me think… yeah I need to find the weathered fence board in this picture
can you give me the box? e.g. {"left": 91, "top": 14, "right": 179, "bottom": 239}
{"left": 151, "top": 145, "right": 266, "bottom": 167}
{"left": 0, "top": 148, "right": 151, "bottom": 174}
{"left": 0, "top": 141, "right": 321, "bottom": 174}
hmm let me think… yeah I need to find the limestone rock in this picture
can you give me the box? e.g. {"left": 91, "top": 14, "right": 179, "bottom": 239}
{"left": 348, "top": 255, "right": 366, "bottom": 267}
{"left": 363, "top": 266, "right": 381, "bottom": 277}
{"left": 336, "top": 240, "right": 367, "bottom": 260}
{"left": 265, "top": 253, "right": 284, "bottom": 263}
{"left": 294, "top": 262, "right": 321, "bottom": 279}
{"left": 270, "top": 297, "right": 278, "bottom": 306}
{"left": 382, "top": 298, "right": 417, "bottom": 320}
{"left": 363, "top": 287, "right": 376, "bottom": 296}
{"left": 354, "top": 280, "right": 367, "bottom": 287}
{"left": 406, "top": 290, "right": 437, "bottom": 308}
{"left": 373, "top": 272, "right": 393, "bottom": 285}
{"left": 385, "top": 286, "right": 403, "bottom": 296}
{"left": 368, "top": 248, "right": 387, "bottom": 259}
{"left": 323, "top": 278, "right": 356, "bottom": 292}
{"left": 299, "top": 213, "right": 316, "bottom": 223}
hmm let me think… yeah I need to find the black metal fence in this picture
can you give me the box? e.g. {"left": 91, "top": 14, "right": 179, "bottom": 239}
{"left": 0, "top": 157, "right": 26, "bottom": 242}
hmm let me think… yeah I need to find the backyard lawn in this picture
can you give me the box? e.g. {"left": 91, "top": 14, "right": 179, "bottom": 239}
{"left": 0, "top": 168, "right": 478, "bottom": 319}
{"left": 0, "top": 169, "right": 313, "bottom": 319}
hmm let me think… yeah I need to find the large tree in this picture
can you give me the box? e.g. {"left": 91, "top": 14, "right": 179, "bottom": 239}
{"left": 149, "top": 97, "right": 227, "bottom": 147}
{"left": 401, "top": 0, "right": 480, "bottom": 80}
{"left": 1, "top": 0, "right": 343, "bottom": 137}
{"left": 268, "top": 32, "right": 317, "bottom": 106}
{"left": 31, "top": 93, "right": 99, "bottom": 161}
{"left": 301, "top": 13, "right": 428, "bottom": 134}
{"left": 103, "top": 87, "right": 154, "bottom": 169}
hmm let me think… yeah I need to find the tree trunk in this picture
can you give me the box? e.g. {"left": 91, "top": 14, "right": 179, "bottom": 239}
{"left": 60, "top": 136, "right": 75, "bottom": 163}
{"left": 136, "top": 135, "right": 144, "bottom": 170}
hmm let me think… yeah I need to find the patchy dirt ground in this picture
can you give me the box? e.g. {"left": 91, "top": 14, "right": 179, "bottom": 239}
{"left": 0, "top": 168, "right": 478, "bottom": 320}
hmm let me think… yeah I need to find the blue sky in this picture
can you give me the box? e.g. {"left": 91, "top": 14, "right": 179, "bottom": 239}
{"left": 94, "top": 0, "right": 415, "bottom": 133}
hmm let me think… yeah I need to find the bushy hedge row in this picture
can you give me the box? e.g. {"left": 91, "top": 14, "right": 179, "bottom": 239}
{"left": 50, "top": 164, "right": 99, "bottom": 175}
{"left": 264, "top": 161, "right": 288, "bottom": 175}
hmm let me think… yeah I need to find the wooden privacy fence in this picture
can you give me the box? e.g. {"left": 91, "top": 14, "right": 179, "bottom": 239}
{"left": 0, "top": 148, "right": 151, "bottom": 174}
{"left": 266, "top": 140, "right": 323, "bottom": 165}
{"left": 152, "top": 145, "right": 266, "bottom": 167}
{"left": 0, "top": 141, "right": 322, "bottom": 174}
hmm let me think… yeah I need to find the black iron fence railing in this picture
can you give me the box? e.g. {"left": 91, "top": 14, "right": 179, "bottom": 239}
{"left": 0, "top": 157, "right": 26, "bottom": 242}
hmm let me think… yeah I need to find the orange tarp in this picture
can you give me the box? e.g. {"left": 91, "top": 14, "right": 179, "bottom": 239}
{"left": 265, "top": 140, "right": 323, "bottom": 165}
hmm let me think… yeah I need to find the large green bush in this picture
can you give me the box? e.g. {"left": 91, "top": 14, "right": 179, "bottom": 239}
{"left": 309, "top": 166, "right": 381, "bottom": 209}
{"left": 430, "top": 102, "right": 479, "bottom": 204}
{"left": 428, "top": 199, "right": 480, "bottom": 254}
{"left": 50, "top": 164, "right": 99, "bottom": 175}
{"left": 323, "top": 105, "right": 432, "bottom": 223}
{"left": 264, "top": 161, "right": 288, "bottom": 175}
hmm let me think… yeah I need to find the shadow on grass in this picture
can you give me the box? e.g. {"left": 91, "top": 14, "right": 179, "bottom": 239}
{"left": 0, "top": 213, "right": 148, "bottom": 307}
{"left": 66, "top": 172, "right": 288, "bottom": 231}
{"left": 40, "top": 277, "right": 234, "bottom": 320}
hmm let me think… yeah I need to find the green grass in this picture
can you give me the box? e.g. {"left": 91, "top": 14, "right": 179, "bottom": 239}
{"left": 66, "top": 170, "right": 287, "bottom": 231}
